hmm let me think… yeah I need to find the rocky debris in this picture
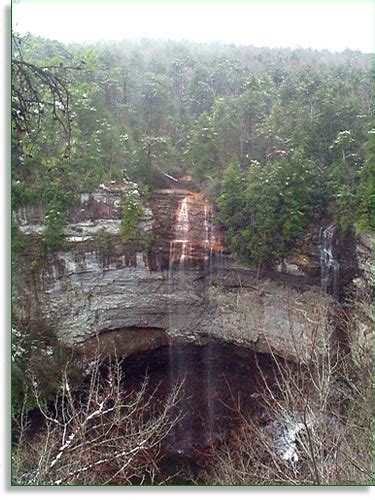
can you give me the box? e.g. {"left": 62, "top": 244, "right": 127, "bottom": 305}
{"left": 74, "top": 327, "right": 170, "bottom": 363}
{"left": 13, "top": 205, "right": 44, "bottom": 226}
{"left": 68, "top": 180, "right": 142, "bottom": 223}
{"left": 272, "top": 227, "right": 322, "bottom": 284}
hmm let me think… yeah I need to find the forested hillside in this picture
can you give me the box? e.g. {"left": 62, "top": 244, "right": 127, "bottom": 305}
{"left": 12, "top": 34, "right": 373, "bottom": 264}
{"left": 11, "top": 33, "right": 374, "bottom": 486}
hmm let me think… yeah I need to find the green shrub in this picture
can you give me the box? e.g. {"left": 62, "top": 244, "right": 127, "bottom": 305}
{"left": 12, "top": 227, "right": 28, "bottom": 253}
{"left": 43, "top": 204, "right": 66, "bottom": 250}
{"left": 121, "top": 193, "right": 143, "bottom": 243}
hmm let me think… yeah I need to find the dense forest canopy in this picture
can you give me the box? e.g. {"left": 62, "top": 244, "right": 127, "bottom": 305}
{"left": 12, "top": 34, "right": 374, "bottom": 264}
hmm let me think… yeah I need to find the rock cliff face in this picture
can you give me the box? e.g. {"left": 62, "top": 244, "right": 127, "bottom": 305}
{"left": 13, "top": 181, "right": 154, "bottom": 241}
{"left": 13, "top": 180, "right": 352, "bottom": 363}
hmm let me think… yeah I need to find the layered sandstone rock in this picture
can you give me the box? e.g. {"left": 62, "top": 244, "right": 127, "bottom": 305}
{"left": 12, "top": 180, "right": 346, "bottom": 363}
{"left": 12, "top": 246, "right": 333, "bottom": 362}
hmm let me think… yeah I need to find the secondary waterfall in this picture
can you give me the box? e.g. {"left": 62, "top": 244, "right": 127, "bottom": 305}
{"left": 168, "top": 192, "right": 222, "bottom": 452}
{"left": 319, "top": 224, "right": 339, "bottom": 297}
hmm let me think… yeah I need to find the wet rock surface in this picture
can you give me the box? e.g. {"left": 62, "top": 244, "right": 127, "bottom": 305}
{"left": 12, "top": 179, "right": 372, "bottom": 485}
{"left": 149, "top": 188, "right": 224, "bottom": 270}
{"left": 273, "top": 223, "right": 362, "bottom": 299}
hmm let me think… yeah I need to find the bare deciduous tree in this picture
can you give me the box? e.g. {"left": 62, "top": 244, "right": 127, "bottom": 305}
{"left": 12, "top": 353, "right": 182, "bottom": 485}
{"left": 201, "top": 288, "right": 373, "bottom": 486}
{"left": 12, "top": 33, "right": 83, "bottom": 151}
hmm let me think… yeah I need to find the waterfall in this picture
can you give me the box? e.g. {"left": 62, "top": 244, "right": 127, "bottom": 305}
{"left": 174, "top": 197, "right": 190, "bottom": 263}
{"left": 319, "top": 224, "right": 339, "bottom": 297}
{"left": 168, "top": 196, "right": 193, "bottom": 454}
{"left": 168, "top": 193, "right": 223, "bottom": 453}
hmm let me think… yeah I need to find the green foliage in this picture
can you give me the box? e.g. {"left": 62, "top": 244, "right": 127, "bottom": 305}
{"left": 12, "top": 34, "right": 373, "bottom": 264}
{"left": 218, "top": 151, "right": 322, "bottom": 266}
{"left": 11, "top": 227, "right": 28, "bottom": 253}
{"left": 142, "top": 233, "right": 155, "bottom": 253}
{"left": 41, "top": 170, "right": 76, "bottom": 250}
{"left": 216, "top": 158, "right": 245, "bottom": 232}
{"left": 335, "top": 184, "right": 356, "bottom": 232}
{"left": 211, "top": 98, "right": 240, "bottom": 169}
{"left": 95, "top": 229, "right": 113, "bottom": 255}
{"left": 121, "top": 193, "right": 144, "bottom": 243}
{"left": 324, "top": 129, "right": 371, "bottom": 233}
{"left": 43, "top": 204, "right": 66, "bottom": 250}
{"left": 355, "top": 132, "right": 375, "bottom": 233}
{"left": 128, "top": 135, "right": 180, "bottom": 190}
{"left": 186, "top": 113, "right": 219, "bottom": 184}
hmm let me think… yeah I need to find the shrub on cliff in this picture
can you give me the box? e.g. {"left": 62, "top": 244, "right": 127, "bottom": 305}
{"left": 43, "top": 205, "right": 66, "bottom": 251}
{"left": 120, "top": 192, "right": 144, "bottom": 243}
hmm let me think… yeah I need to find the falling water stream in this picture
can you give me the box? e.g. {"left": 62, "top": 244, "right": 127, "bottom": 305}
{"left": 165, "top": 192, "right": 306, "bottom": 464}
{"left": 319, "top": 224, "right": 339, "bottom": 297}
{"left": 173, "top": 196, "right": 190, "bottom": 262}
{"left": 168, "top": 196, "right": 191, "bottom": 453}
{"left": 168, "top": 192, "right": 222, "bottom": 453}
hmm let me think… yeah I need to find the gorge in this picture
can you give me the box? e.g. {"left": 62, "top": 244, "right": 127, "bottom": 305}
{"left": 12, "top": 177, "right": 371, "bottom": 480}
{"left": 10, "top": 30, "right": 373, "bottom": 486}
